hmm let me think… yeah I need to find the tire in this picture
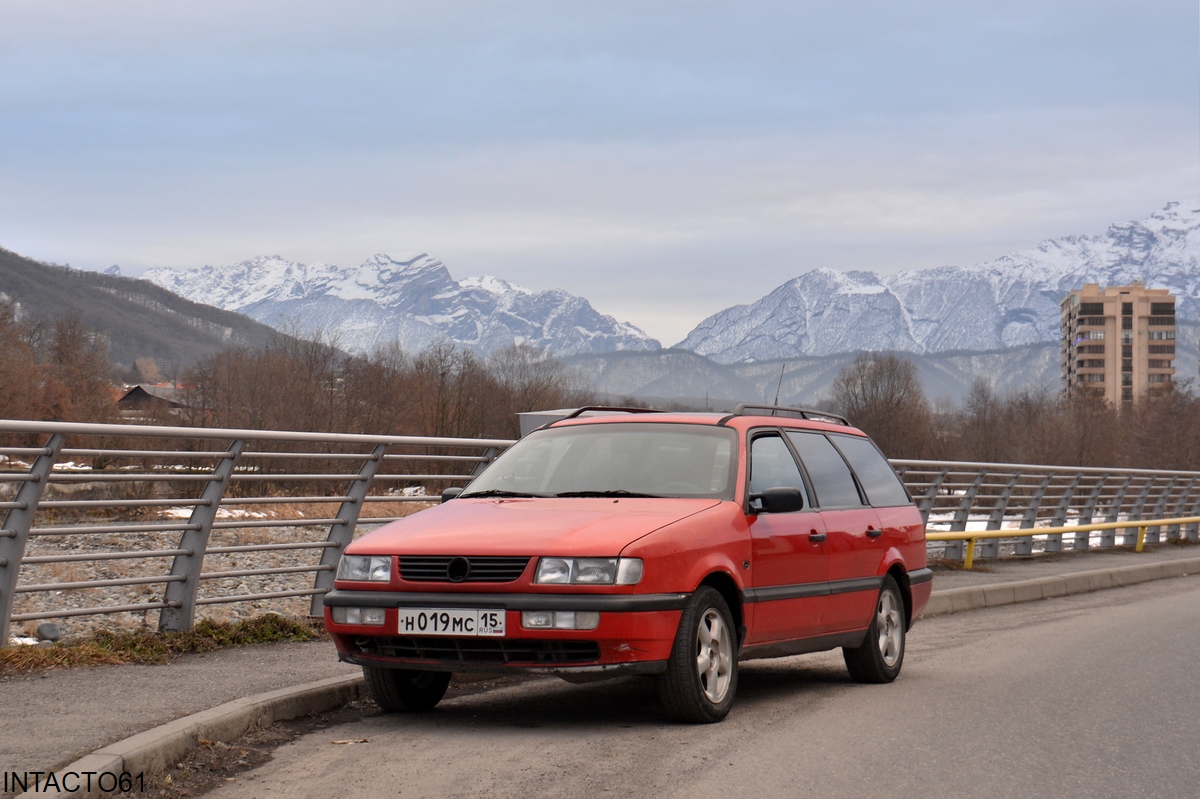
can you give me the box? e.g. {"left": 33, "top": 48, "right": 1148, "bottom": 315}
{"left": 363, "top": 666, "right": 451, "bottom": 712}
{"left": 843, "top": 575, "right": 906, "bottom": 683}
{"left": 657, "top": 586, "right": 738, "bottom": 723}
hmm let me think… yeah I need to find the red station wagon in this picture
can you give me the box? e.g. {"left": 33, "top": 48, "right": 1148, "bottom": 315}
{"left": 325, "top": 405, "right": 931, "bottom": 723}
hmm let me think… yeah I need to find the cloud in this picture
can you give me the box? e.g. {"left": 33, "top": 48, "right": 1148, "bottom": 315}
{"left": 1, "top": 1, "right": 1196, "bottom": 343}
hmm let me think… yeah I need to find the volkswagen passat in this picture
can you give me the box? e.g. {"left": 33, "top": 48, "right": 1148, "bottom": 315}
{"left": 324, "top": 405, "right": 931, "bottom": 723}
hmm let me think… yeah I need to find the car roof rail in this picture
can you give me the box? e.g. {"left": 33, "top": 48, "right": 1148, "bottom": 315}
{"left": 731, "top": 403, "right": 851, "bottom": 426}
{"left": 556, "top": 406, "right": 664, "bottom": 421}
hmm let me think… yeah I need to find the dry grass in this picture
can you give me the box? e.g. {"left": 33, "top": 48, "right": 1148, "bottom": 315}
{"left": 0, "top": 614, "right": 325, "bottom": 673}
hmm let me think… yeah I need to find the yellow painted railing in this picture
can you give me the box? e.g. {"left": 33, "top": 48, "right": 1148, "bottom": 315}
{"left": 925, "top": 515, "right": 1200, "bottom": 570}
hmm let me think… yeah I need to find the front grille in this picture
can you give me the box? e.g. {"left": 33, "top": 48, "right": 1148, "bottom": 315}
{"left": 359, "top": 636, "right": 600, "bottom": 665}
{"left": 399, "top": 556, "right": 530, "bottom": 583}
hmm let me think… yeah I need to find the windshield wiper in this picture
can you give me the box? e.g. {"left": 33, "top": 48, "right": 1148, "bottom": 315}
{"left": 554, "top": 490, "right": 664, "bottom": 498}
{"left": 459, "top": 489, "right": 545, "bottom": 499}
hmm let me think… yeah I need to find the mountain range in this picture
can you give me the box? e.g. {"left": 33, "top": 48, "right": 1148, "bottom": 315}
{"left": 142, "top": 201, "right": 1200, "bottom": 370}
{"left": 144, "top": 254, "right": 660, "bottom": 357}
{"left": 680, "top": 200, "right": 1200, "bottom": 362}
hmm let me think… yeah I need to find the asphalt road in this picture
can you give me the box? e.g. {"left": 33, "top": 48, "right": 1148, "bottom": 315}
{"left": 205, "top": 576, "right": 1200, "bottom": 799}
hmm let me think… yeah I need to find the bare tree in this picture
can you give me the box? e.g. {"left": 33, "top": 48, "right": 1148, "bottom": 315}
{"left": 487, "top": 344, "right": 593, "bottom": 438}
{"left": 830, "top": 353, "right": 933, "bottom": 458}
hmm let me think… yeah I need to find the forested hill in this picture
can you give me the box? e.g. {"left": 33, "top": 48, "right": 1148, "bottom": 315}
{"left": 0, "top": 247, "right": 288, "bottom": 371}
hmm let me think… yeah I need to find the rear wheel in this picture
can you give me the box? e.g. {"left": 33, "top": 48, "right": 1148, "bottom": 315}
{"left": 843, "top": 575, "right": 905, "bottom": 683}
{"left": 657, "top": 586, "right": 738, "bottom": 723}
{"left": 363, "top": 666, "right": 451, "bottom": 712}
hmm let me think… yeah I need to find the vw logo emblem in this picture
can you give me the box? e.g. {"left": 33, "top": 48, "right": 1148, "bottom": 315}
{"left": 447, "top": 557, "right": 471, "bottom": 582}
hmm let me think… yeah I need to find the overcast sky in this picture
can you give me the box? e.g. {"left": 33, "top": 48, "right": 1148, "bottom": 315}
{"left": 2, "top": 1, "right": 1198, "bottom": 344}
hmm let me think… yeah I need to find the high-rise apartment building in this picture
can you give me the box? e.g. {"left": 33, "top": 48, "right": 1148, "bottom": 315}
{"left": 1061, "top": 282, "right": 1175, "bottom": 406}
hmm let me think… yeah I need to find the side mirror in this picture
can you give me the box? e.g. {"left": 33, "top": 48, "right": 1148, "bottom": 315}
{"left": 441, "top": 486, "right": 464, "bottom": 503}
{"left": 753, "top": 487, "right": 804, "bottom": 514}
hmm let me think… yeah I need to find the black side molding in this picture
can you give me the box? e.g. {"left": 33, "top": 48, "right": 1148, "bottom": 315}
{"left": 742, "top": 575, "right": 884, "bottom": 603}
{"left": 907, "top": 568, "right": 933, "bottom": 586}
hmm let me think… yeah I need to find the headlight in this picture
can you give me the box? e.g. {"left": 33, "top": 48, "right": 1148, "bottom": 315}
{"left": 534, "top": 557, "right": 643, "bottom": 585}
{"left": 336, "top": 555, "right": 391, "bottom": 582}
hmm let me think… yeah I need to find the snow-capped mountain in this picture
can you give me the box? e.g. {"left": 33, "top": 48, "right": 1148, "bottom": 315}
{"left": 679, "top": 201, "right": 1200, "bottom": 363}
{"left": 143, "top": 253, "right": 660, "bottom": 357}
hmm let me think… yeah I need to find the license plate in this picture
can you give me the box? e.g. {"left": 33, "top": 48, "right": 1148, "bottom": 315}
{"left": 398, "top": 608, "right": 506, "bottom": 637}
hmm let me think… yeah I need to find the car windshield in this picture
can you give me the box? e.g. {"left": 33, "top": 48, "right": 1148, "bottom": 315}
{"left": 462, "top": 422, "right": 738, "bottom": 500}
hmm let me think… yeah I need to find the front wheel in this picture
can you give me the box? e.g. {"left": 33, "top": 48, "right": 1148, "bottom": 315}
{"left": 363, "top": 666, "right": 451, "bottom": 712}
{"left": 657, "top": 586, "right": 738, "bottom": 723}
{"left": 843, "top": 575, "right": 906, "bottom": 683}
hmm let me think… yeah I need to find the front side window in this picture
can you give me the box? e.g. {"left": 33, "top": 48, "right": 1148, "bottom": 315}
{"left": 786, "top": 432, "right": 864, "bottom": 508}
{"left": 463, "top": 423, "right": 738, "bottom": 500}
{"left": 748, "top": 434, "right": 808, "bottom": 497}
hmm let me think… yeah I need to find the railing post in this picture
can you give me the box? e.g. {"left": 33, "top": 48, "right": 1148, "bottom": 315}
{"left": 980, "top": 471, "right": 1021, "bottom": 559}
{"left": 159, "top": 439, "right": 245, "bottom": 632}
{"left": 1185, "top": 490, "right": 1200, "bottom": 543}
{"left": 1142, "top": 475, "right": 1180, "bottom": 544}
{"left": 1165, "top": 478, "right": 1196, "bottom": 542}
{"left": 1015, "top": 472, "right": 1053, "bottom": 556}
{"left": 1045, "top": 474, "right": 1082, "bottom": 553}
{"left": 1122, "top": 479, "right": 1155, "bottom": 547}
{"left": 309, "top": 444, "right": 387, "bottom": 616}
{"left": 1074, "top": 474, "right": 1107, "bottom": 550}
{"left": 915, "top": 467, "right": 949, "bottom": 524}
{"left": 1101, "top": 476, "right": 1134, "bottom": 548}
{"left": 945, "top": 470, "right": 985, "bottom": 562}
{"left": 472, "top": 447, "right": 499, "bottom": 477}
{"left": 0, "top": 434, "right": 63, "bottom": 645}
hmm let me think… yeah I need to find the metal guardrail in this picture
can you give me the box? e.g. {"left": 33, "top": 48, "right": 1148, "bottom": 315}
{"left": 926, "top": 516, "right": 1200, "bottom": 570}
{"left": 0, "top": 420, "right": 513, "bottom": 643}
{"left": 893, "top": 459, "right": 1200, "bottom": 563}
{"left": 1, "top": 420, "right": 1197, "bottom": 643}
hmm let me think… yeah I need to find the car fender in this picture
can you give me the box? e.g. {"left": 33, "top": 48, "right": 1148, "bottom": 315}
{"left": 878, "top": 546, "right": 908, "bottom": 578}
{"left": 678, "top": 550, "right": 747, "bottom": 595}
{"left": 618, "top": 502, "right": 750, "bottom": 596}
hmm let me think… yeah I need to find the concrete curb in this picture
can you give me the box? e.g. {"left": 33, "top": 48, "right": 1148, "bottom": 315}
{"left": 923, "top": 555, "right": 1200, "bottom": 617}
{"left": 16, "top": 673, "right": 366, "bottom": 798}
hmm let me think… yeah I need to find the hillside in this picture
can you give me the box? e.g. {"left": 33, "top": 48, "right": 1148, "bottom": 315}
{"left": 567, "top": 327, "right": 1199, "bottom": 407}
{"left": 0, "top": 247, "right": 289, "bottom": 372}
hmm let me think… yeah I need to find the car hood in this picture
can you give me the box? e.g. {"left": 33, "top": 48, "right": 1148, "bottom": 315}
{"left": 349, "top": 497, "right": 724, "bottom": 557}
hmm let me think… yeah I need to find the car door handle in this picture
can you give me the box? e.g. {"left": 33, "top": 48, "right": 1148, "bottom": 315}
{"left": 809, "top": 532, "right": 827, "bottom": 542}
{"left": 866, "top": 528, "right": 882, "bottom": 538}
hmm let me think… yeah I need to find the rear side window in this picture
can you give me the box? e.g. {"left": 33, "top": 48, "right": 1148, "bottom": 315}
{"left": 749, "top": 435, "right": 808, "bottom": 497}
{"left": 830, "top": 435, "right": 912, "bottom": 508}
{"left": 786, "top": 432, "right": 863, "bottom": 508}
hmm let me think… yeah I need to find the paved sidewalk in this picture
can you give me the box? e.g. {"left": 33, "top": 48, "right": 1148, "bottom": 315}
{"left": 2, "top": 541, "right": 1198, "bottom": 782}
{"left": 0, "top": 640, "right": 357, "bottom": 779}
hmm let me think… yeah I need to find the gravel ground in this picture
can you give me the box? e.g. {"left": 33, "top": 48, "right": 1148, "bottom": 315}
{"left": 8, "top": 498, "right": 433, "bottom": 642}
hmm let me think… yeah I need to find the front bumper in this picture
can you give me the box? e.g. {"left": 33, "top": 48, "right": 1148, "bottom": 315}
{"left": 324, "top": 589, "right": 689, "bottom": 612}
{"left": 338, "top": 651, "right": 669, "bottom": 677}
{"left": 324, "top": 589, "right": 687, "bottom": 674}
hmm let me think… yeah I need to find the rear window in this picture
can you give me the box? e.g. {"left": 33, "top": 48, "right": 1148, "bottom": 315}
{"left": 786, "top": 432, "right": 864, "bottom": 508}
{"left": 829, "top": 435, "right": 912, "bottom": 508}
